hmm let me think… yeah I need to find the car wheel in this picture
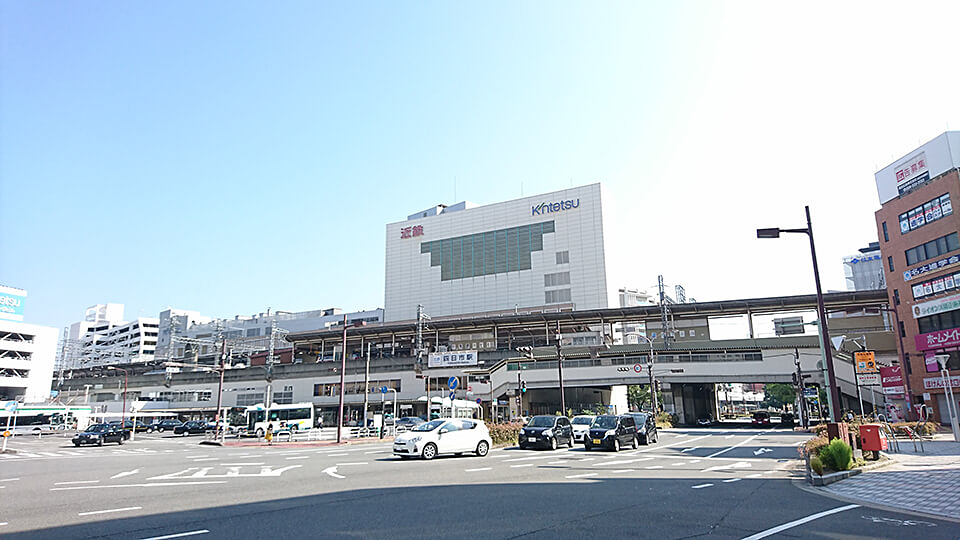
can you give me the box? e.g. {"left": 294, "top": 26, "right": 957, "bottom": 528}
{"left": 256, "top": 428, "right": 264, "bottom": 438}
{"left": 550, "top": 437, "right": 557, "bottom": 451}
{"left": 421, "top": 443, "right": 437, "bottom": 460}
{"left": 97, "top": 439, "right": 103, "bottom": 447}
{"left": 182, "top": 431, "right": 189, "bottom": 437}
{"left": 157, "top": 428, "right": 164, "bottom": 433}
{"left": 476, "top": 440, "right": 490, "bottom": 457}
{"left": 74, "top": 442, "right": 80, "bottom": 447}
{"left": 612, "top": 438, "right": 620, "bottom": 452}
{"left": 567, "top": 436, "right": 574, "bottom": 448}
{"left": 640, "top": 433, "right": 649, "bottom": 445}
{"left": 652, "top": 431, "right": 658, "bottom": 444}
{"left": 118, "top": 437, "right": 124, "bottom": 445}
{"left": 631, "top": 436, "right": 638, "bottom": 449}
{"left": 584, "top": 443, "right": 592, "bottom": 451}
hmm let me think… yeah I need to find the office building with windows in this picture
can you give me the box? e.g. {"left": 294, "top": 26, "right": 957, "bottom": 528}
{"left": 0, "top": 286, "right": 58, "bottom": 402}
{"left": 874, "top": 132, "right": 960, "bottom": 424}
{"left": 842, "top": 242, "right": 885, "bottom": 291}
{"left": 384, "top": 183, "right": 609, "bottom": 322}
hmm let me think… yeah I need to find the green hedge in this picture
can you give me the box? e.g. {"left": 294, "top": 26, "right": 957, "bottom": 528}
{"left": 488, "top": 422, "right": 523, "bottom": 446}
{"left": 818, "top": 438, "right": 853, "bottom": 471}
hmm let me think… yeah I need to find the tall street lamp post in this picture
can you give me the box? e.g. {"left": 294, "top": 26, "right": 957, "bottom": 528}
{"left": 636, "top": 335, "right": 658, "bottom": 414}
{"left": 555, "top": 321, "right": 567, "bottom": 416}
{"left": 107, "top": 366, "right": 128, "bottom": 435}
{"left": 758, "top": 205, "right": 841, "bottom": 422}
{"left": 337, "top": 315, "right": 348, "bottom": 444}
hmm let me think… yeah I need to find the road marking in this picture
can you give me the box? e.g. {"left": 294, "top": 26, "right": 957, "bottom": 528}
{"left": 185, "top": 455, "right": 208, "bottom": 458}
{"left": 703, "top": 461, "right": 752, "bottom": 473}
{"left": 565, "top": 473, "right": 598, "bottom": 479}
{"left": 111, "top": 469, "right": 141, "bottom": 479}
{"left": 140, "top": 530, "right": 209, "bottom": 540}
{"left": 502, "top": 454, "right": 557, "bottom": 462}
{"left": 322, "top": 466, "right": 345, "bottom": 479}
{"left": 0, "top": 478, "right": 20, "bottom": 482}
{"left": 547, "top": 461, "right": 567, "bottom": 465}
{"left": 39, "top": 452, "right": 62, "bottom": 457}
{"left": 365, "top": 450, "right": 387, "bottom": 454}
{"left": 644, "top": 465, "right": 663, "bottom": 469}
{"left": 596, "top": 457, "right": 653, "bottom": 467}
{"left": 691, "top": 483, "right": 713, "bottom": 489}
{"left": 285, "top": 456, "right": 309, "bottom": 460}
{"left": 725, "top": 434, "right": 736, "bottom": 439}
{"left": 0, "top": 522, "right": 6, "bottom": 525}
{"left": 671, "top": 462, "right": 687, "bottom": 466}
{"left": 191, "top": 458, "right": 217, "bottom": 462}
{"left": 635, "top": 434, "right": 712, "bottom": 454}
{"left": 327, "top": 453, "right": 348, "bottom": 457}
{"left": 219, "top": 463, "right": 264, "bottom": 466}
{"left": 754, "top": 448, "right": 772, "bottom": 456}
{"left": 511, "top": 463, "right": 534, "bottom": 468}
{"left": 723, "top": 478, "right": 742, "bottom": 483}
{"left": 611, "top": 469, "right": 631, "bottom": 473}
{"left": 52, "top": 481, "right": 227, "bottom": 491}
{"left": 688, "top": 460, "right": 700, "bottom": 464}
{"left": 78, "top": 506, "right": 142, "bottom": 516}
{"left": 746, "top": 473, "right": 762, "bottom": 478}
{"left": 681, "top": 447, "right": 700, "bottom": 453}
{"left": 707, "top": 428, "right": 774, "bottom": 458}
{"left": 741, "top": 504, "right": 860, "bottom": 540}
{"left": 763, "top": 470, "right": 776, "bottom": 475}
{"left": 336, "top": 462, "right": 367, "bottom": 466}
{"left": 54, "top": 480, "right": 100, "bottom": 485}
{"left": 465, "top": 467, "right": 492, "bottom": 472}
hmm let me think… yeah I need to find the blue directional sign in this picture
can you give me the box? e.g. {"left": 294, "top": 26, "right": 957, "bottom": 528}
{"left": 381, "top": 386, "right": 388, "bottom": 394}
{"left": 476, "top": 398, "right": 482, "bottom": 404}
{"left": 447, "top": 376, "right": 458, "bottom": 390}
{"left": 449, "top": 391, "right": 456, "bottom": 400}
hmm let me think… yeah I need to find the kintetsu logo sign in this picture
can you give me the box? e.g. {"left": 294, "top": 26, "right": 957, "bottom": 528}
{"left": 531, "top": 198, "right": 579, "bottom": 216}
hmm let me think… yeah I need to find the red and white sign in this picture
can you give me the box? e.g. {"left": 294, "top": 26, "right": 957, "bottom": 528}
{"left": 923, "top": 375, "right": 960, "bottom": 390}
{"left": 880, "top": 366, "right": 905, "bottom": 396}
{"left": 895, "top": 152, "right": 928, "bottom": 186}
{"left": 857, "top": 373, "right": 881, "bottom": 386}
{"left": 915, "top": 328, "right": 960, "bottom": 351}
{"left": 400, "top": 225, "right": 424, "bottom": 239}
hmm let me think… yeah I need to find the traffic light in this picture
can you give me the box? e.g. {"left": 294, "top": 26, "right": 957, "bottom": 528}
{"left": 517, "top": 346, "right": 535, "bottom": 359}
{"left": 520, "top": 381, "right": 527, "bottom": 393}
{"left": 654, "top": 380, "right": 662, "bottom": 393}
{"left": 792, "top": 372, "right": 799, "bottom": 386}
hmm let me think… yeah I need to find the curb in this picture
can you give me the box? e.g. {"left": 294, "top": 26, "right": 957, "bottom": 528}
{"left": 808, "top": 456, "right": 894, "bottom": 486}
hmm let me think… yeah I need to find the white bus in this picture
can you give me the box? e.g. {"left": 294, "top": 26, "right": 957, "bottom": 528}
{"left": 0, "top": 405, "right": 94, "bottom": 435}
{"left": 244, "top": 403, "right": 314, "bottom": 437}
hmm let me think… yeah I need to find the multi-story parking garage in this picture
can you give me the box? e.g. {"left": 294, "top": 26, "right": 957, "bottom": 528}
{"left": 54, "top": 290, "right": 895, "bottom": 426}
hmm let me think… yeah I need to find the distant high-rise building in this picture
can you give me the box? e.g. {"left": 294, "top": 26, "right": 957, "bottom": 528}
{"left": 842, "top": 242, "right": 885, "bottom": 291}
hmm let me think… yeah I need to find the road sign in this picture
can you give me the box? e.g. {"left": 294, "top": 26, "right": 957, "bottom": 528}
{"left": 854, "top": 351, "right": 877, "bottom": 373}
{"left": 447, "top": 376, "right": 458, "bottom": 390}
{"left": 633, "top": 363, "right": 643, "bottom": 374}
{"left": 3, "top": 401, "right": 17, "bottom": 413}
{"left": 476, "top": 398, "right": 482, "bottom": 404}
{"left": 857, "top": 373, "right": 881, "bottom": 386}
{"left": 449, "top": 391, "right": 456, "bottom": 400}
{"left": 380, "top": 386, "right": 388, "bottom": 394}
{"left": 803, "top": 387, "right": 818, "bottom": 398}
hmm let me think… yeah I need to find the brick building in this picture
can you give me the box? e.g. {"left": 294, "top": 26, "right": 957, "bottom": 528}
{"left": 874, "top": 132, "right": 960, "bottom": 424}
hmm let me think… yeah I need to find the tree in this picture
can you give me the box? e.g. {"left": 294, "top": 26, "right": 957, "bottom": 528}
{"left": 762, "top": 383, "right": 796, "bottom": 410}
{"left": 628, "top": 385, "right": 661, "bottom": 412}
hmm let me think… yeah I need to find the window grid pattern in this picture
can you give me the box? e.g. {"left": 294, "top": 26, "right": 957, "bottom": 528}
{"left": 420, "top": 221, "right": 555, "bottom": 281}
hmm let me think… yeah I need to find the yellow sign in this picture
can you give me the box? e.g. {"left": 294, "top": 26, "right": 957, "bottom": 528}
{"left": 2, "top": 431, "right": 9, "bottom": 438}
{"left": 854, "top": 351, "right": 877, "bottom": 373}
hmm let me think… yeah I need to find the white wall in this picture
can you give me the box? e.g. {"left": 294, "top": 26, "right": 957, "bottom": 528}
{"left": 0, "top": 321, "right": 58, "bottom": 402}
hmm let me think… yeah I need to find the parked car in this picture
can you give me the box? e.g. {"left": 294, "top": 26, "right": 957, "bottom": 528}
{"left": 625, "top": 412, "right": 659, "bottom": 445}
{"left": 584, "top": 414, "right": 637, "bottom": 452}
{"left": 779, "top": 412, "right": 795, "bottom": 427}
{"left": 174, "top": 420, "right": 210, "bottom": 436}
{"left": 570, "top": 415, "right": 595, "bottom": 443}
{"left": 72, "top": 423, "right": 125, "bottom": 446}
{"left": 519, "top": 415, "right": 574, "bottom": 450}
{"left": 696, "top": 416, "right": 714, "bottom": 427}
{"left": 110, "top": 420, "right": 150, "bottom": 433}
{"left": 149, "top": 419, "right": 183, "bottom": 433}
{"left": 395, "top": 416, "right": 426, "bottom": 430}
{"left": 393, "top": 418, "right": 492, "bottom": 460}
{"left": 752, "top": 411, "right": 771, "bottom": 426}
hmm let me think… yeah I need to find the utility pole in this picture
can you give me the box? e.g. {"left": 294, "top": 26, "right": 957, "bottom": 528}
{"left": 363, "top": 342, "right": 371, "bottom": 426}
{"left": 415, "top": 304, "right": 431, "bottom": 419}
{"left": 337, "top": 315, "right": 348, "bottom": 444}
{"left": 555, "top": 321, "right": 566, "bottom": 416}
{"left": 658, "top": 275, "right": 671, "bottom": 349}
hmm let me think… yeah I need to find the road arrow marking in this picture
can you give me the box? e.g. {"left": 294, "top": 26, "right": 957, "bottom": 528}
{"left": 322, "top": 466, "right": 345, "bottom": 479}
{"left": 754, "top": 448, "right": 773, "bottom": 456}
{"left": 111, "top": 469, "right": 140, "bottom": 479}
{"left": 702, "top": 461, "right": 752, "bottom": 473}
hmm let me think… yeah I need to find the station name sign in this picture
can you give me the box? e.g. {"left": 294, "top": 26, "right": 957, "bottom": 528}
{"left": 532, "top": 198, "right": 579, "bottom": 216}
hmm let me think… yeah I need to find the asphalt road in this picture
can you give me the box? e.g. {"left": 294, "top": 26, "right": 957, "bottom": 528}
{"left": 1, "top": 428, "right": 958, "bottom": 539}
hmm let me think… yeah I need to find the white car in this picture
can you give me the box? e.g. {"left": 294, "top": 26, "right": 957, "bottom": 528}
{"left": 393, "top": 418, "right": 492, "bottom": 460}
{"left": 571, "top": 415, "right": 595, "bottom": 443}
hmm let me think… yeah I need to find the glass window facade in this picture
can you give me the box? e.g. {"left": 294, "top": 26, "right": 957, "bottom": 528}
{"left": 420, "top": 221, "right": 555, "bottom": 281}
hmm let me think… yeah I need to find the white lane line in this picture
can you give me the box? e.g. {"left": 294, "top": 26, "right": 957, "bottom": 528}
{"left": 723, "top": 478, "right": 742, "bottom": 483}
{"left": 1, "top": 478, "right": 21, "bottom": 482}
{"left": 671, "top": 462, "right": 687, "bottom": 466}
{"left": 285, "top": 456, "right": 309, "bottom": 460}
{"left": 51, "top": 481, "right": 227, "bottom": 491}
{"left": 707, "top": 428, "right": 774, "bottom": 459}
{"left": 565, "top": 473, "right": 598, "bottom": 479}
{"left": 688, "top": 460, "right": 701, "bottom": 464}
{"left": 0, "top": 522, "right": 6, "bottom": 525}
{"left": 725, "top": 434, "right": 736, "bottom": 439}
{"left": 140, "top": 530, "right": 210, "bottom": 540}
{"left": 365, "top": 450, "right": 387, "bottom": 454}
{"left": 681, "top": 447, "right": 700, "bottom": 453}
{"left": 39, "top": 452, "right": 62, "bottom": 457}
{"left": 741, "top": 504, "right": 860, "bottom": 540}
{"left": 611, "top": 469, "right": 631, "bottom": 473}
{"left": 511, "top": 463, "right": 534, "bottom": 468}
{"left": 243, "top": 455, "right": 262, "bottom": 458}
{"left": 111, "top": 469, "right": 141, "bottom": 479}
{"left": 54, "top": 480, "right": 100, "bottom": 485}
{"left": 184, "top": 455, "right": 208, "bottom": 459}
{"left": 644, "top": 465, "right": 663, "bottom": 469}
{"left": 763, "top": 470, "right": 776, "bottom": 475}
{"left": 547, "top": 461, "right": 567, "bottom": 465}
{"left": 502, "top": 454, "right": 558, "bottom": 463}
{"left": 78, "top": 506, "right": 142, "bottom": 516}
{"left": 635, "top": 434, "right": 713, "bottom": 454}
{"left": 219, "top": 463, "right": 264, "bottom": 466}
{"left": 465, "top": 467, "right": 492, "bottom": 472}
{"left": 691, "top": 483, "right": 713, "bottom": 489}
{"left": 191, "top": 458, "right": 217, "bottom": 462}
{"left": 746, "top": 473, "right": 762, "bottom": 478}
{"left": 0, "top": 485, "right": 5, "bottom": 488}
{"left": 327, "top": 453, "right": 348, "bottom": 457}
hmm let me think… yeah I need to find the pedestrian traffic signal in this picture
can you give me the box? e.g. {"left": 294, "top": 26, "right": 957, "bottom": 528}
{"left": 520, "top": 381, "right": 527, "bottom": 393}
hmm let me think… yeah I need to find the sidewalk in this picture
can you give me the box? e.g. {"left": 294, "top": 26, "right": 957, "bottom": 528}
{"left": 817, "top": 434, "right": 960, "bottom": 521}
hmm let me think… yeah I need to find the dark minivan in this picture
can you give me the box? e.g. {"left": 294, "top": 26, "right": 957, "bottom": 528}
{"left": 584, "top": 415, "right": 637, "bottom": 452}
{"left": 519, "top": 415, "right": 574, "bottom": 450}
{"left": 624, "top": 412, "right": 659, "bottom": 445}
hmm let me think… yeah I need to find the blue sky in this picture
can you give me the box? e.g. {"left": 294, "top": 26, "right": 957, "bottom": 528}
{"left": 2, "top": 2, "right": 960, "bottom": 331}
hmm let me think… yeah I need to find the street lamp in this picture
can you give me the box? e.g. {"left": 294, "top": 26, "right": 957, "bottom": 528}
{"left": 757, "top": 205, "right": 841, "bottom": 422}
{"left": 555, "top": 321, "right": 566, "bottom": 417}
{"left": 106, "top": 366, "right": 128, "bottom": 433}
{"left": 636, "top": 335, "right": 659, "bottom": 414}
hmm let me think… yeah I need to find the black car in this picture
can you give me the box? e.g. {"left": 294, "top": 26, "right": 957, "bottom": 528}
{"left": 519, "top": 415, "right": 574, "bottom": 450}
{"left": 174, "top": 420, "right": 209, "bottom": 436}
{"left": 110, "top": 420, "right": 150, "bottom": 434}
{"left": 625, "top": 412, "right": 659, "bottom": 445}
{"left": 72, "top": 424, "right": 125, "bottom": 446}
{"left": 584, "top": 415, "right": 637, "bottom": 451}
{"left": 395, "top": 416, "right": 426, "bottom": 429}
{"left": 150, "top": 419, "right": 183, "bottom": 433}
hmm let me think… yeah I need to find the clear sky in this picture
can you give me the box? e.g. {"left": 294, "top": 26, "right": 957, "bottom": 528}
{"left": 2, "top": 1, "right": 960, "bottom": 331}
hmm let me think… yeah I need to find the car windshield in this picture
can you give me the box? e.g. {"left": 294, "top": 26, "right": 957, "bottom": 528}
{"left": 527, "top": 416, "right": 556, "bottom": 427}
{"left": 572, "top": 417, "right": 593, "bottom": 425}
{"left": 412, "top": 420, "right": 444, "bottom": 432}
{"left": 754, "top": 412, "right": 769, "bottom": 419}
{"left": 592, "top": 416, "right": 618, "bottom": 429}
{"left": 85, "top": 424, "right": 108, "bottom": 433}
{"left": 632, "top": 414, "right": 648, "bottom": 423}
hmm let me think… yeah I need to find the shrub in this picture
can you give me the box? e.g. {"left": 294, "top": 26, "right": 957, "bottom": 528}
{"left": 488, "top": 422, "right": 523, "bottom": 446}
{"left": 655, "top": 412, "right": 676, "bottom": 428}
{"left": 818, "top": 438, "right": 853, "bottom": 471}
{"left": 810, "top": 456, "right": 824, "bottom": 476}
{"left": 891, "top": 421, "right": 937, "bottom": 437}
{"left": 800, "top": 435, "right": 829, "bottom": 457}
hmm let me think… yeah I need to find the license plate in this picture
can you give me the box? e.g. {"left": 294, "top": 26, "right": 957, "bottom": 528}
{"left": 592, "top": 439, "right": 601, "bottom": 445}
{"left": 528, "top": 437, "right": 537, "bottom": 443}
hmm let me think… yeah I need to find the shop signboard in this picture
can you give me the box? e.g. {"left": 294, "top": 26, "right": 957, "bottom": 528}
{"left": 923, "top": 375, "right": 960, "bottom": 390}
{"left": 915, "top": 328, "right": 960, "bottom": 351}
{"left": 854, "top": 351, "right": 877, "bottom": 373}
{"left": 0, "top": 286, "right": 26, "bottom": 322}
{"left": 880, "top": 366, "right": 905, "bottom": 396}
{"left": 912, "top": 291, "right": 960, "bottom": 318}
{"left": 857, "top": 373, "right": 881, "bottom": 386}
{"left": 428, "top": 351, "right": 478, "bottom": 368}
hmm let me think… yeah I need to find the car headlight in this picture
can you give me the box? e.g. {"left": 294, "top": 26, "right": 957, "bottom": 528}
{"left": 604, "top": 429, "right": 617, "bottom": 437}
{"left": 409, "top": 436, "right": 421, "bottom": 443}
{"left": 542, "top": 429, "right": 553, "bottom": 437}
{"left": 519, "top": 429, "right": 526, "bottom": 435}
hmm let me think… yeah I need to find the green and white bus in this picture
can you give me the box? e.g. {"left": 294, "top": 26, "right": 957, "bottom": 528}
{"left": 244, "top": 403, "right": 314, "bottom": 437}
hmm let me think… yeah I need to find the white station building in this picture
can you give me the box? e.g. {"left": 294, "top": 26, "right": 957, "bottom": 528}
{"left": 384, "top": 183, "right": 610, "bottom": 322}
{"left": 0, "top": 286, "right": 58, "bottom": 403}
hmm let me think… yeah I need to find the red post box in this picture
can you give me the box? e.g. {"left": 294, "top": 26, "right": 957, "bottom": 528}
{"left": 859, "top": 424, "right": 887, "bottom": 457}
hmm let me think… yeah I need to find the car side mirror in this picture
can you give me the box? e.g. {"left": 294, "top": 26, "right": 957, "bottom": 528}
{"left": 439, "top": 428, "right": 448, "bottom": 435}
